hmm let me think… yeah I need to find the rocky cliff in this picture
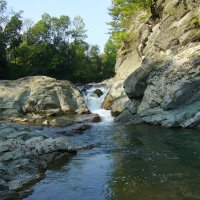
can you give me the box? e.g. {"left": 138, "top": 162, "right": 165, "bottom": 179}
{"left": 0, "top": 76, "right": 88, "bottom": 119}
{"left": 105, "top": 0, "right": 200, "bottom": 127}
{"left": 103, "top": 17, "right": 144, "bottom": 116}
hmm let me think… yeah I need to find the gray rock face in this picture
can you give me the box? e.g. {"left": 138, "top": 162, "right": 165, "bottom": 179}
{"left": 115, "top": 0, "right": 200, "bottom": 127}
{"left": 0, "top": 76, "right": 88, "bottom": 119}
{"left": 103, "top": 80, "right": 129, "bottom": 116}
{"left": 124, "top": 59, "right": 156, "bottom": 99}
{"left": 0, "top": 123, "right": 76, "bottom": 196}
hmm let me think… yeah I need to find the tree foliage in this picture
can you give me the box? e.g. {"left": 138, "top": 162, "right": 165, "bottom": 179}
{"left": 4, "top": 13, "right": 22, "bottom": 63}
{"left": 0, "top": 26, "right": 7, "bottom": 78}
{"left": 0, "top": 0, "right": 8, "bottom": 78}
{"left": 102, "top": 36, "right": 117, "bottom": 78}
{"left": 0, "top": 1, "right": 116, "bottom": 83}
{"left": 108, "top": 0, "right": 157, "bottom": 49}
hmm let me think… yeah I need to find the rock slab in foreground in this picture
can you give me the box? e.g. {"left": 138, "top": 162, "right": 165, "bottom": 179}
{"left": 0, "top": 76, "right": 88, "bottom": 119}
{"left": 0, "top": 123, "right": 76, "bottom": 198}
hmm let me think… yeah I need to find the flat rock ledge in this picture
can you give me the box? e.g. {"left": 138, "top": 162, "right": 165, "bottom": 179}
{"left": 4, "top": 113, "right": 101, "bottom": 127}
{"left": 0, "top": 123, "right": 76, "bottom": 199}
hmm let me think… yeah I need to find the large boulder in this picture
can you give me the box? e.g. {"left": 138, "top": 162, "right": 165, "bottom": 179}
{"left": 103, "top": 80, "right": 129, "bottom": 116}
{"left": 124, "top": 58, "right": 155, "bottom": 99}
{"left": 116, "top": 0, "right": 200, "bottom": 128}
{"left": 0, "top": 76, "right": 88, "bottom": 118}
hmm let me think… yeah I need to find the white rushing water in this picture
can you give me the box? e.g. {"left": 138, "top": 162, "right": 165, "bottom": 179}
{"left": 81, "top": 84, "right": 114, "bottom": 123}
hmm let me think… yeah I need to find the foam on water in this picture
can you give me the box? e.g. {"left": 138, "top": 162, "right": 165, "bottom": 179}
{"left": 81, "top": 84, "right": 114, "bottom": 123}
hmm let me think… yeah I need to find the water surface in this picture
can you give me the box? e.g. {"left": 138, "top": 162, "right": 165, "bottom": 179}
{"left": 25, "top": 123, "right": 200, "bottom": 200}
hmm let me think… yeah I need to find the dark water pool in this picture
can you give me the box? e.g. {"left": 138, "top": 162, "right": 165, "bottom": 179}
{"left": 25, "top": 123, "right": 200, "bottom": 200}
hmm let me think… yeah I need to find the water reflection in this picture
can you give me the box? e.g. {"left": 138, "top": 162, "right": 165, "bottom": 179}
{"left": 108, "top": 124, "right": 200, "bottom": 200}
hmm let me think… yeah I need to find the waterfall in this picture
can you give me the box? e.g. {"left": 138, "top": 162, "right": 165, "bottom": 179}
{"left": 80, "top": 84, "right": 113, "bottom": 122}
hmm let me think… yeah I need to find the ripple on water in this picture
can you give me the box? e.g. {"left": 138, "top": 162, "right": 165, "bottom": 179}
{"left": 24, "top": 124, "right": 200, "bottom": 200}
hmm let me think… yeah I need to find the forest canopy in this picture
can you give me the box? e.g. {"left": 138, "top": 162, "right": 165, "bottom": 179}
{"left": 0, "top": 0, "right": 116, "bottom": 83}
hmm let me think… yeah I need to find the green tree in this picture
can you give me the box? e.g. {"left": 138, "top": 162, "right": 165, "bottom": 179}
{"left": 87, "top": 45, "right": 103, "bottom": 82}
{"left": 50, "top": 15, "right": 71, "bottom": 44}
{"left": 4, "top": 12, "right": 23, "bottom": 63}
{"left": 22, "top": 18, "right": 34, "bottom": 33}
{"left": 25, "top": 13, "right": 51, "bottom": 45}
{"left": 108, "top": 0, "right": 157, "bottom": 48}
{"left": 0, "top": 0, "right": 8, "bottom": 78}
{"left": 0, "top": 26, "right": 7, "bottom": 79}
{"left": 18, "top": 14, "right": 72, "bottom": 78}
{"left": 19, "top": 14, "right": 90, "bottom": 81}
{"left": 0, "top": 0, "right": 7, "bottom": 26}
{"left": 72, "top": 16, "right": 87, "bottom": 42}
{"left": 102, "top": 36, "right": 116, "bottom": 78}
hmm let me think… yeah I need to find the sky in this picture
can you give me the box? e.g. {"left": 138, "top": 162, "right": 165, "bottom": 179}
{"left": 6, "top": 0, "right": 112, "bottom": 52}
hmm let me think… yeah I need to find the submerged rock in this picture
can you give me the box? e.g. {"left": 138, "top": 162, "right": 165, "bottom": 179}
{"left": 75, "top": 124, "right": 92, "bottom": 132}
{"left": 75, "top": 113, "right": 101, "bottom": 123}
{"left": 91, "top": 114, "right": 101, "bottom": 123}
{"left": 94, "top": 89, "right": 103, "bottom": 97}
{"left": 47, "top": 119, "right": 74, "bottom": 127}
{"left": 0, "top": 191, "right": 19, "bottom": 200}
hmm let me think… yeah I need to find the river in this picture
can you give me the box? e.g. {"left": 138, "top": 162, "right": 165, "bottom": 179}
{"left": 25, "top": 84, "right": 200, "bottom": 200}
